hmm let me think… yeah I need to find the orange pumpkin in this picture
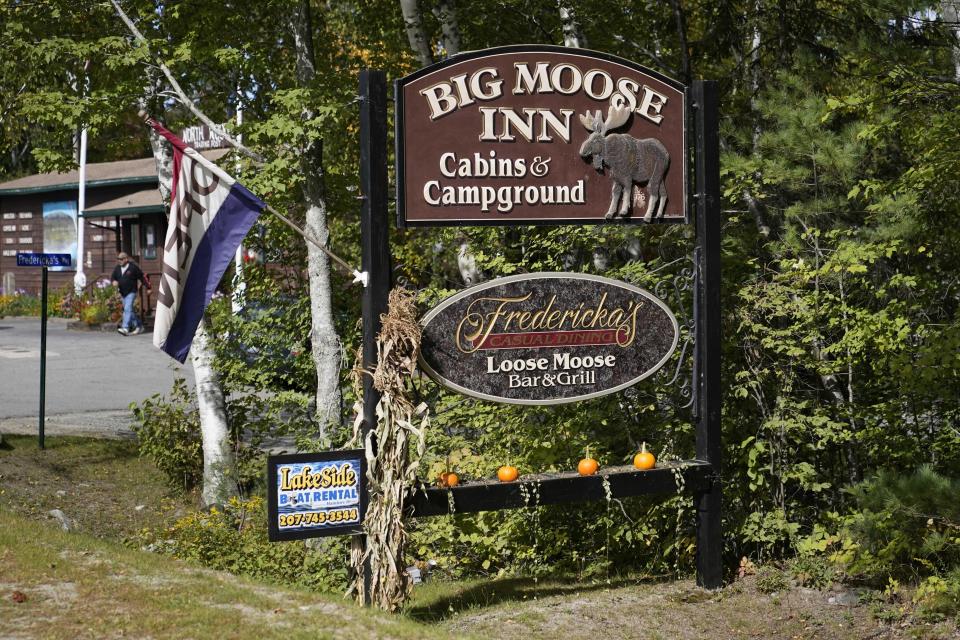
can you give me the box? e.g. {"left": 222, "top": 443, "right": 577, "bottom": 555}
{"left": 577, "top": 457, "right": 599, "bottom": 476}
{"left": 633, "top": 442, "right": 656, "bottom": 470}
{"left": 438, "top": 471, "right": 459, "bottom": 488}
{"left": 440, "top": 471, "right": 460, "bottom": 487}
{"left": 497, "top": 465, "right": 519, "bottom": 482}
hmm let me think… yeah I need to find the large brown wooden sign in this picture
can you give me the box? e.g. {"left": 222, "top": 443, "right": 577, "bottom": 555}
{"left": 419, "top": 273, "right": 679, "bottom": 404}
{"left": 396, "top": 45, "right": 687, "bottom": 227}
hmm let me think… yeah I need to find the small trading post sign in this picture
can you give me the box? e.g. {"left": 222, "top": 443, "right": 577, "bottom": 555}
{"left": 16, "top": 252, "right": 72, "bottom": 268}
{"left": 179, "top": 123, "right": 231, "bottom": 150}
{"left": 267, "top": 450, "right": 367, "bottom": 541}
{"left": 396, "top": 45, "right": 687, "bottom": 226}
{"left": 419, "top": 273, "right": 679, "bottom": 405}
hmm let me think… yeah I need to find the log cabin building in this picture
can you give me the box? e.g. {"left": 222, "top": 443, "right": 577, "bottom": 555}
{"left": 0, "top": 150, "right": 227, "bottom": 316}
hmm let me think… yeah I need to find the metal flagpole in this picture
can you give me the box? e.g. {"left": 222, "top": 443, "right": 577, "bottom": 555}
{"left": 74, "top": 61, "right": 91, "bottom": 294}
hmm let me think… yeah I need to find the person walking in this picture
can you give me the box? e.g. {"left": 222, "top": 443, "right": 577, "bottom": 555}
{"left": 111, "top": 252, "right": 151, "bottom": 335}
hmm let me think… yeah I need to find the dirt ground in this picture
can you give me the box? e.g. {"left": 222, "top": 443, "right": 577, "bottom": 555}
{"left": 416, "top": 574, "right": 959, "bottom": 640}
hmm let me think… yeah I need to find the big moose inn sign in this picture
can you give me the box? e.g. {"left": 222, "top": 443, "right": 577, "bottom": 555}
{"left": 396, "top": 46, "right": 687, "bottom": 226}
{"left": 270, "top": 46, "right": 722, "bottom": 594}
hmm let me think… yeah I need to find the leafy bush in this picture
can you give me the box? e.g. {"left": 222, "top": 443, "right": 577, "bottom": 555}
{"left": 139, "top": 496, "right": 351, "bottom": 592}
{"left": 80, "top": 301, "right": 111, "bottom": 325}
{"left": 755, "top": 565, "right": 790, "bottom": 593}
{"left": 131, "top": 377, "right": 204, "bottom": 492}
{"left": 912, "top": 571, "right": 960, "bottom": 621}
{"left": 131, "top": 376, "right": 314, "bottom": 495}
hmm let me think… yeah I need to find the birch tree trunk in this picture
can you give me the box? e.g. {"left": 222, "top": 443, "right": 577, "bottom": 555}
{"left": 433, "top": 0, "right": 461, "bottom": 57}
{"left": 288, "top": 0, "right": 342, "bottom": 442}
{"left": 943, "top": 1, "right": 960, "bottom": 81}
{"left": 559, "top": 5, "right": 587, "bottom": 48}
{"left": 742, "top": 3, "right": 771, "bottom": 237}
{"left": 146, "top": 121, "right": 238, "bottom": 507}
{"left": 191, "top": 317, "right": 239, "bottom": 506}
{"left": 399, "top": 0, "right": 434, "bottom": 67}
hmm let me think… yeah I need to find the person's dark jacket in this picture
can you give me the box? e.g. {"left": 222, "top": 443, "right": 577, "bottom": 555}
{"left": 110, "top": 262, "right": 149, "bottom": 296}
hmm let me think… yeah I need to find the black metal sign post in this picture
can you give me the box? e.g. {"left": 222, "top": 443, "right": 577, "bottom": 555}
{"left": 692, "top": 80, "right": 723, "bottom": 589}
{"left": 358, "top": 69, "right": 392, "bottom": 604}
{"left": 17, "top": 252, "right": 71, "bottom": 450}
{"left": 39, "top": 266, "right": 48, "bottom": 450}
{"left": 356, "top": 51, "right": 724, "bottom": 590}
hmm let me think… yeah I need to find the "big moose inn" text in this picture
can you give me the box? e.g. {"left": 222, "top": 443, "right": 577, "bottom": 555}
{"left": 414, "top": 60, "right": 672, "bottom": 215}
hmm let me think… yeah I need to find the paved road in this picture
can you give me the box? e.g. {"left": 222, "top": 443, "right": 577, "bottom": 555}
{"left": 0, "top": 316, "right": 194, "bottom": 438}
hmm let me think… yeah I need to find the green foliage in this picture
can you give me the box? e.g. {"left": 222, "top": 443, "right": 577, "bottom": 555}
{"left": 131, "top": 375, "right": 316, "bottom": 495}
{"left": 755, "top": 565, "right": 790, "bottom": 594}
{"left": 841, "top": 467, "right": 960, "bottom": 583}
{"left": 912, "top": 572, "right": 960, "bottom": 621}
{"left": 0, "top": 281, "right": 120, "bottom": 321}
{"left": 138, "top": 496, "right": 351, "bottom": 593}
{"left": 130, "top": 377, "right": 203, "bottom": 492}
{"left": 0, "top": 291, "right": 41, "bottom": 317}
{"left": 206, "top": 270, "right": 316, "bottom": 395}
{"left": 65, "top": 279, "right": 122, "bottom": 323}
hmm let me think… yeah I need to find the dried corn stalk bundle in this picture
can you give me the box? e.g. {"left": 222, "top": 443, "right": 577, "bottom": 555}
{"left": 349, "top": 288, "right": 428, "bottom": 610}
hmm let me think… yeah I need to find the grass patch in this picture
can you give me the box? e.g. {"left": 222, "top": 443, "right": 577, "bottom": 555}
{"left": 0, "top": 509, "right": 455, "bottom": 640}
{"left": 2, "top": 436, "right": 955, "bottom": 639}
{"left": 0, "top": 434, "right": 191, "bottom": 539}
{"left": 406, "top": 573, "right": 660, "bottom": 622}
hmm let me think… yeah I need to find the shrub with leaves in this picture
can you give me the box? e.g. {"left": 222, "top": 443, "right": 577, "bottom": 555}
{"left": 841, "top": 466, "right": 960, "bottom": 584}
{"left": 131, "top": 376, "right": 313, "bottom": 495}
{"left": 139, "top": 496, "right": 351, "bottom": 592}
{"left": 131, "top": 377, "right": 204, "bottom": 492}
{"left": 0, "top": 290, "right": 41, "bottom": 316}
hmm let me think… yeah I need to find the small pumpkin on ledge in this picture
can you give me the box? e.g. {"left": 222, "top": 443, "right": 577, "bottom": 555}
{"left": 497, "top": 465, "right": 519, "bottom": 482}
{"left": 633, "top": 442, "right": 656, "bottom": 470}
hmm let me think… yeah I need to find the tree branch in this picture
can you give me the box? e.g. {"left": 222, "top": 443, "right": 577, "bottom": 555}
{"left": 613, "top": 35, "right": 679, "bottom": 77}
{"left": 109, "top": 0, "right": 265, "bottom": 163}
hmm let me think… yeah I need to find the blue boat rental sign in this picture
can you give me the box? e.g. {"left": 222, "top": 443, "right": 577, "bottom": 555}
{"left": 267, "top": 450, "right": 367, "bottom": 541}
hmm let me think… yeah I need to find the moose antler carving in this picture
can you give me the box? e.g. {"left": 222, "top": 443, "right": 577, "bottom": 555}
{"left": 579, "top": 104, "right": 670, "bottom": 222}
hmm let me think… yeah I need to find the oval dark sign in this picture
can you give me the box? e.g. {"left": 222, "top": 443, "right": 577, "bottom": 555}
{"left": 419, "top": 273, "right": 679, "bottom": 405}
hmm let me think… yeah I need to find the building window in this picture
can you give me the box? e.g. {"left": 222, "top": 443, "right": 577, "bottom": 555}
{"left": 144, "top": 224, "right": 157, "bottom": 260}
{"left": 130, "top": 222, "right": 141, "bottom": 258}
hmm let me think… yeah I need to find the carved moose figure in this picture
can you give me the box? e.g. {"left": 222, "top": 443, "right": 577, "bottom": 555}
{"left": 579, "top": 105, "right": 670, "bottom": 222}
